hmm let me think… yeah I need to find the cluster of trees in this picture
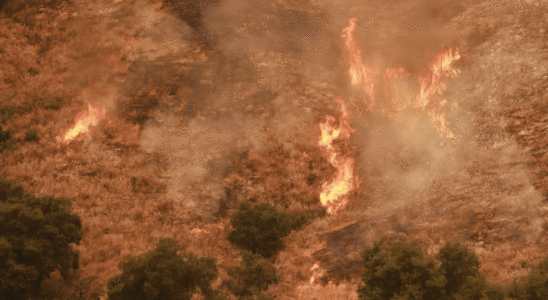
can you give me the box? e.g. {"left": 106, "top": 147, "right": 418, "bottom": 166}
{"left": 2, "top": 173, "right": 548, "bottom": 300}
{"left": 0, "top": 176, "right": 82, "bottom": 299}
{"left": 360, "top": 237, "right": 548, "bottom": 300}
{"left": 0, "top": 170, "right": 306, "bottom": 300}
{"left": 107, "top": 200, "right": 303, "bottom": 300}
{"left": 107, "top": 238, "right": 225, "bottom": 300}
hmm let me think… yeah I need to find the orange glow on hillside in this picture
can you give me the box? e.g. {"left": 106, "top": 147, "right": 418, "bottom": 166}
{"left": 57, "top": 102, "right": 106, "bottom": 145}
{"left": 318, "top": 98, "right": 357, "bottom": 215}
{"left": 341, "top": 18, "right": 460, "bottom": 138}
{"left": 415, "top": 48, "right": 460, "bottom": 138}
{"left": 342, "top": 17, "right": 378, "bottom": 110}
{"left": 317, "top": 18, "right": 461, "bottom": 214}
{"left": 310, "top": 262, "right": 324, "bottom": 284}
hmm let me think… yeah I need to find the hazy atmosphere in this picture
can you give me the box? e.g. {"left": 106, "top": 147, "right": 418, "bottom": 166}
{"left": 1, "top": 0, "right": 548, "bottom": 299}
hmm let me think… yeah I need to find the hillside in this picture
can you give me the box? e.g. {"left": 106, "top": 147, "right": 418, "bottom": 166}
{"left": 1, "top": 0, "right": 548, "bottom": 299}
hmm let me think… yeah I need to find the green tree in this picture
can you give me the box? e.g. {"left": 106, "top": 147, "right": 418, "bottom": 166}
{"left": 436, "top": 242, "right": 504, "bottom": 300}
{"left": 226, "top": 250, "right": 278, "bottom": 299}
{"left": 0, "top": 176, "right": 82, "bottom": 299}
{"left": 227, "top": 201, "right": 306, "bottom": 258}
{"left": 507, "top": 256, "right": 548, "bottom": 300}
{"left": 358, "top": 237, "right": 446, "bottom": 300}
{"left": 107, "top": 238, "right": 222, "bottom": 300}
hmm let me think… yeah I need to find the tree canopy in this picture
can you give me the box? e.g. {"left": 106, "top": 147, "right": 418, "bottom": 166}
{"left": 226, "top": 249, "right": 278, "bottom": 299}
{"left": 358, "top": 237, "right": 505, "bottom": 300}
{"left": 107, "top": 238, "right": 221, "bottom": 300}
{"left": 359, "top": 237, "right": 445, "bottom": 300}
{"left": 507, "top": 256, "right": 548, "bottom": 300}
{"left": 0, "top": 176, "right": 82, "bottom": 299}
{"left": 227, "top": 201, "right": 307, "bottom": 258}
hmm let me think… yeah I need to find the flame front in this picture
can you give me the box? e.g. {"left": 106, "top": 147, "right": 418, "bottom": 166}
{"left": 58, "top": 102, "right": 106, "bottom": 144}
{"left": 415, "top": 48, "right": 460, "bottom": 138}
{"left": 318, "top": 98, "right": 356, "bottom": 215}
{"left": 341, "top": 17, "right": 460, "bottom": 137}
{"left": 342, "top": 17, "right": 378, "bottom": 110}
{"left": 316, "top": 18, "right": 461, "bottom": 214}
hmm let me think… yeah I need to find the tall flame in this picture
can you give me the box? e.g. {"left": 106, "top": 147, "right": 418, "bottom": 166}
{"left": 57, "top": 102, "right": 106, "bottom": 144}
{"left": 318, "top": 98, "right": 356, "bottom": 214}
{"left": 341, "top": 17, "right": 460, "bottom": 138}
{"left": 342, "top": 17, "right": 378, "bottom": 110}
{"left": 317, "top": 18, "right": 461, "bottom": 214}
{"left": 415, "top": 48, "right": 460, "bottom": 138}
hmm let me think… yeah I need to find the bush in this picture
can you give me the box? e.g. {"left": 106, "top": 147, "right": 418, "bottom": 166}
{"left": 436, "top": 242, "right": 481, "bottom": 296}
{"left": 436, "top": 242, "right": 504, "bottom": 300}
{"left": 0, "top": 125, "right": 10, "bottom": 152}
{"left": 358, "top": 237, "right": 446, "bottom": 300}
{"left": 44, "top": 97, "right": 62, "bottom": 110}
{"left": 107, "top": 238, "right": 222, "bottom": 300}
{"left": 358, "top": 238, "right": 506, "bottom": 300}
{"left": 507, "top": 256, "right": 548, "bottom": 300}
{"left": 24, "top": 128, "right": 39, "bottom": 142}
{"left": 0, "top": 176, "right": 82, "bottom": 299}
{"left": 226, "top": 250, "right": 278, "bottom": 299}
{"left": 227, "top": 201, "right": 306, "bottom": 258}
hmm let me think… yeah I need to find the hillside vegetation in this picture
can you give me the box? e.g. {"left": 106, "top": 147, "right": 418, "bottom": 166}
{"left": 1, "top": 0, "right": 548, "bottom": 299}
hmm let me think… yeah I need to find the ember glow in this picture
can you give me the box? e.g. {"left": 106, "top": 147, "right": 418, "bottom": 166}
{"left": 57, "top": 102, "right": 106, "bottom": 144}
{"left": 318, "top": 98, "right": 357, "bottom": 215}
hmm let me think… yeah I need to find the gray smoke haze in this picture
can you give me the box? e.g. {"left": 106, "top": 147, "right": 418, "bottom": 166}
{"left": 127, "top": 0, "right": 544, "bottom": 243}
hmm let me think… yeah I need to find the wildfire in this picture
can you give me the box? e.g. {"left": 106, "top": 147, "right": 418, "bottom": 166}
{"left": 415, "top": 48, "right": 460, "bottom": 138}
{"left": 342, "top": 17, "right": 378, "bottom": 110}
{"left": 341, "top": 17, "right": 460, "bottom": 137}
{"left": 316, "top": 18, "right": 461, "bottom": 214}
{"left": 318, "top": 98, "right": 357, "bottom": 215}
{"left": 57, "top": 102, "right": 106, "bottom": 145}
{"left": 309, "top": 262, "right": 324, "bottom": 284}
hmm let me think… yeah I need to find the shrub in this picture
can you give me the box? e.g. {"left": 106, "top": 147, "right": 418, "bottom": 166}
{"left": 358, "top": 238, "right": 506, "bottom": 300}
{"left": 27, "top": 67, "right": 38, "bottom": 76}
{"left": 507, "top": 256, "right": 548, "bottom": 300}
{"left": 226, "top": 250, "right": 278, "bottom": 299}
{"left": 436, "top": 242, "right": 481, "bottom": 296}
{"left": 0, "top": 105, "right": 18, "bottom": 123}
{"left": 436, "top": 243, "right": 505, "bottom": 300}
{"left": 227, "top": 201, "right": 306, "bottom": 258}
{"left": 0, "top": 176, "right": 82, "bottom": 299}
{"left": 358, "top": 237, "right": 445, "bottom": 300}
{"left": 107, "top": 238, "right": 222, "bottom": 300}
{"left": 24, "top": 128, "right": 39, "bottom": 142}
{"left": 0, "top": 125, "right": 10, "bottom": 152}
{"left": 44, "top": 97, "right": 62, "bottom": 110}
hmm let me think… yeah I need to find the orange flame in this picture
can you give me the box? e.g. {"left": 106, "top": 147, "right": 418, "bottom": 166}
{"left": 57, "top": 102, "right": 106, "bottom": 144}
{"left": 341, "top": 17, "right": 460, "bottom": 138}
{"left": 318, "top": 98, "right": 356, "bottom": 214}
{"left": 416, "top": 48, "right": 460, "bottom": 138}
{"left": 316, "top": 19, "right": 461, "bottom": 214}
{"left": 310, "top": 262, "right": 324, "bottom": 284}
{"left": 342, "top": 17, "right": 378, "bottom": 110}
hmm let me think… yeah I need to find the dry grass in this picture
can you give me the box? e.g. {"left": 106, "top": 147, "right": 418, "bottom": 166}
{"left": 1, "top": 0, "right": 548, "bottom": 299}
